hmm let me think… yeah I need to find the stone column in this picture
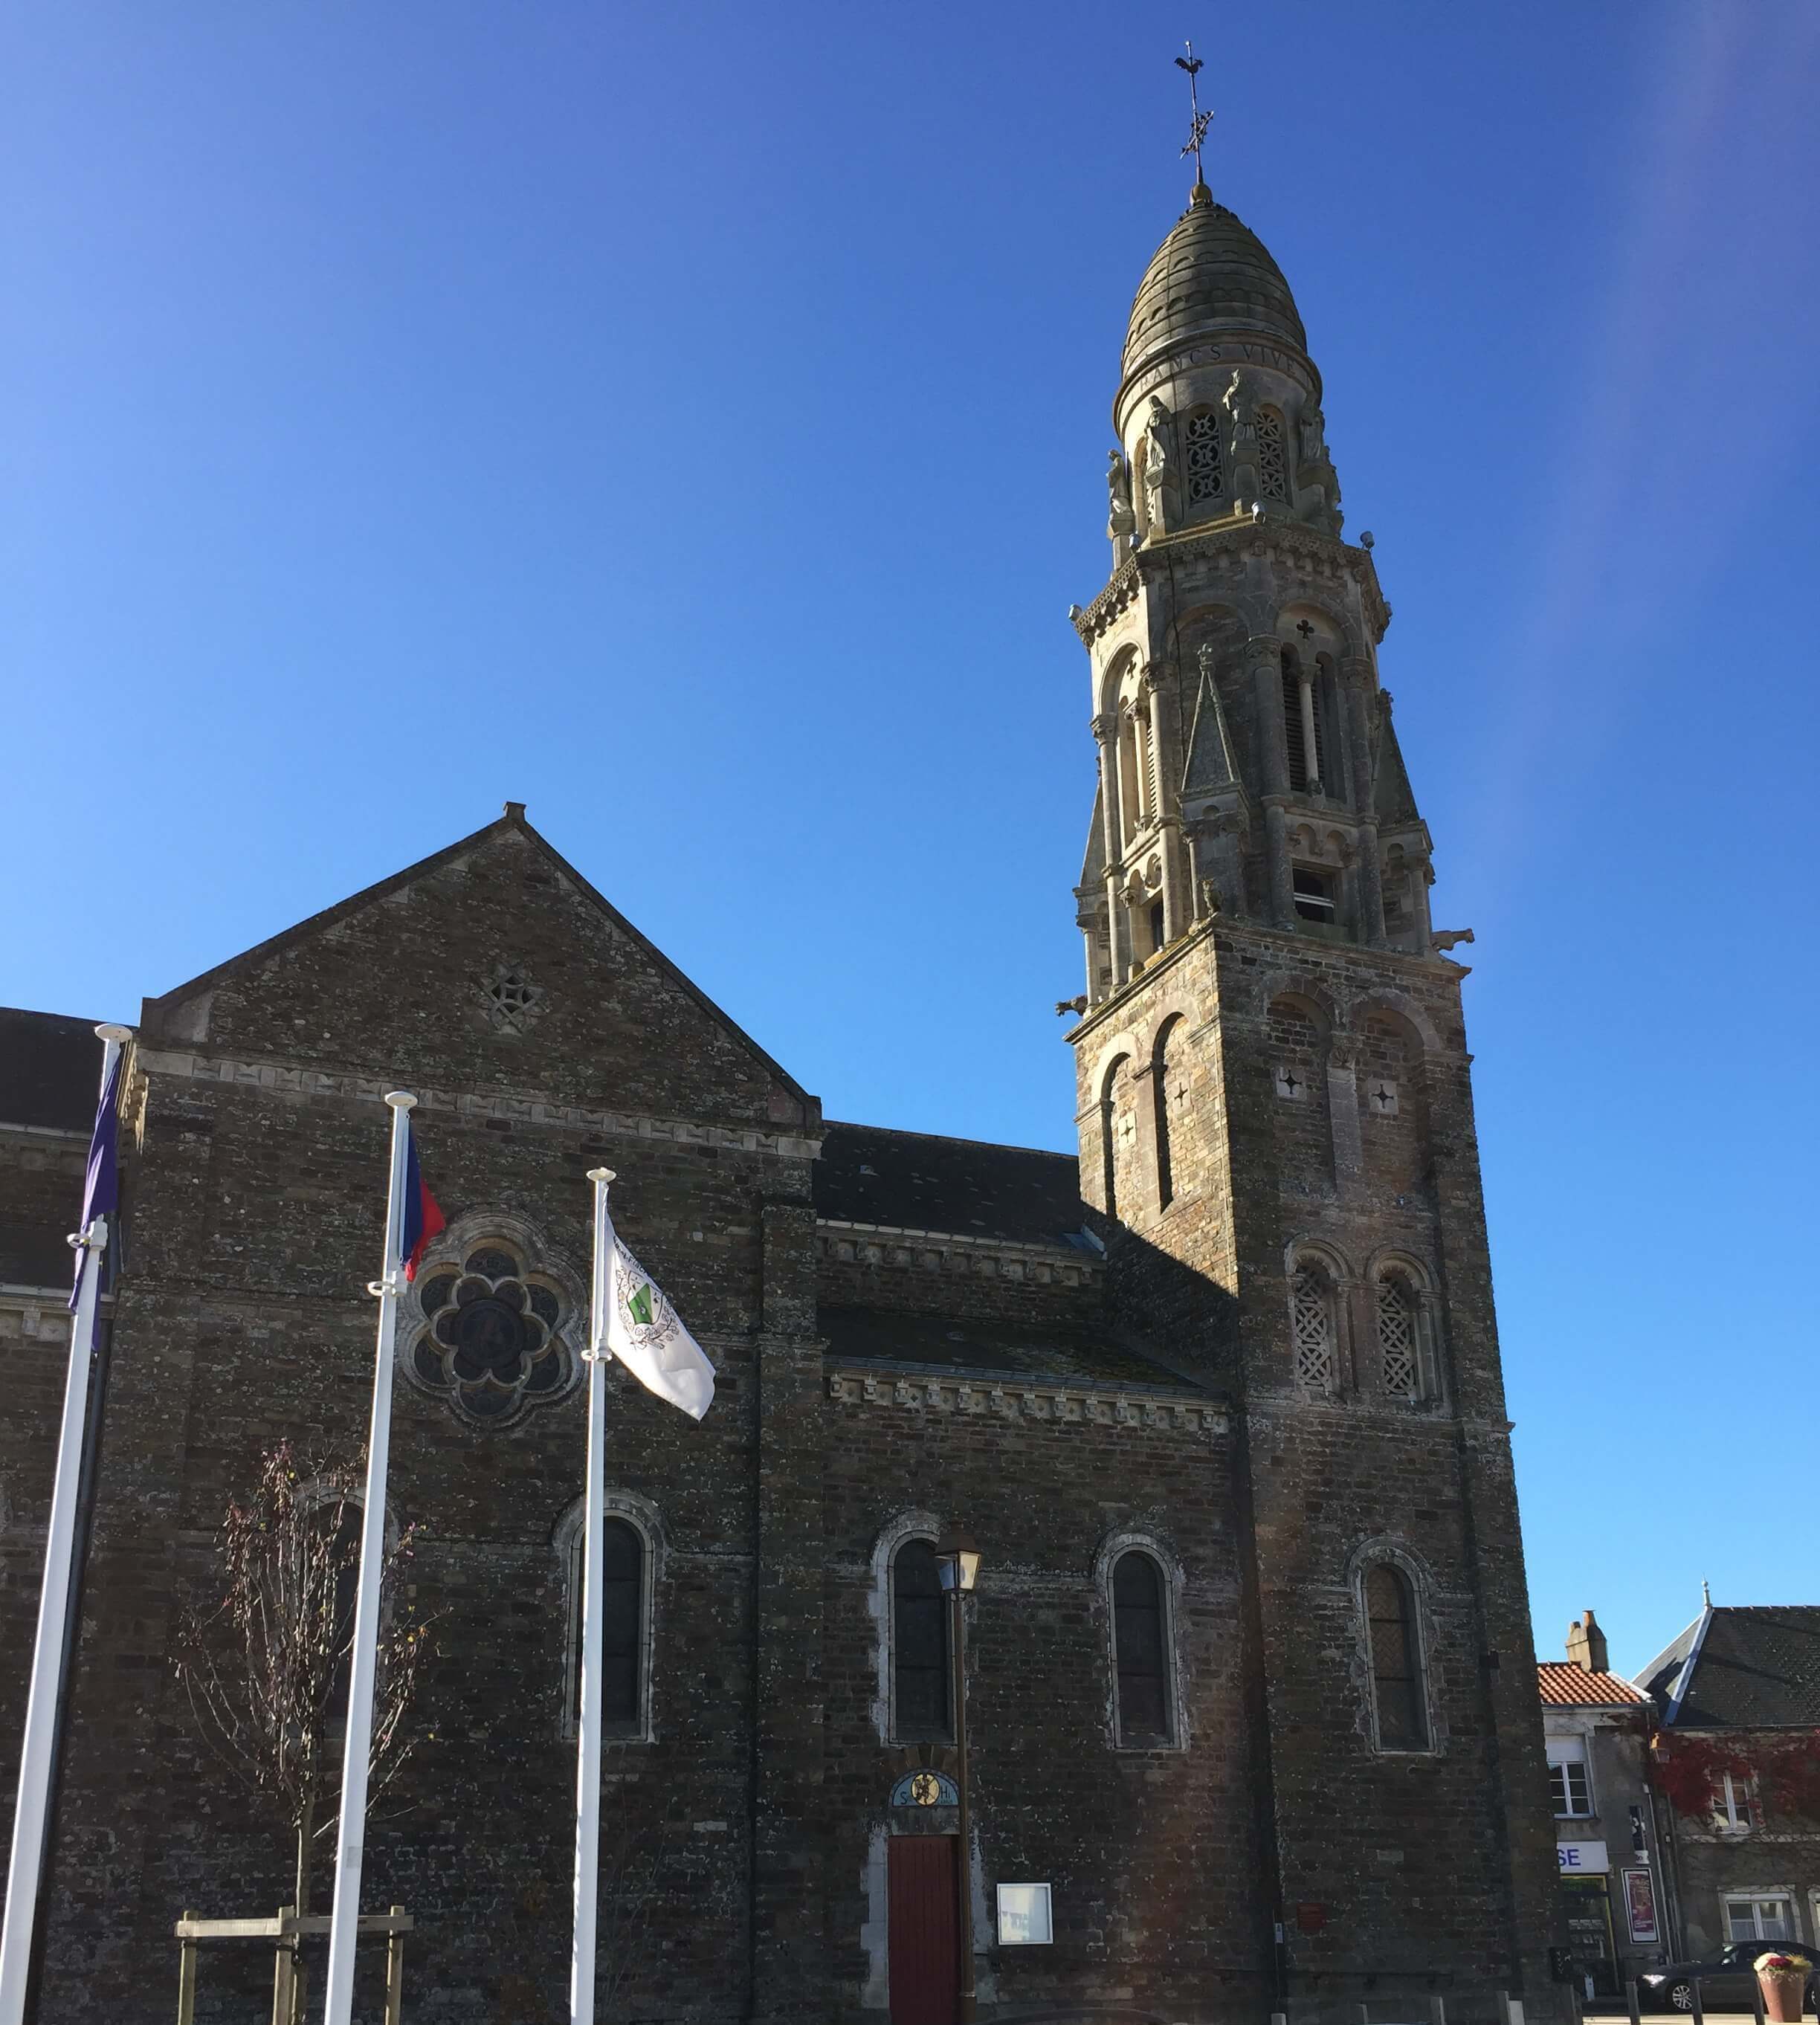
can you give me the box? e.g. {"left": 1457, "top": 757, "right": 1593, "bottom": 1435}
{"left": 1103, "top": 871, "right": 1132, "bottom": 982}
{"left": 1092, "top": 711, "right": 1123, "bottom": 871}
{"left": 1142, "top": 663, "right": 1187, "bottom": 940}
{"left": 1156, "top": 820, "right": 1185, "bottom": 943}
{"left": 1342, "top": 656, "right": 1387, "bottom": 945}
{"left": 1297, "top": 669, "right": 1320, "bottom": 795}
{"left": 1091, "top": 711, "right": 1132, "bottom": 981}
{"left": 1247, "top": 636, "right": 1296, "bottom": 928}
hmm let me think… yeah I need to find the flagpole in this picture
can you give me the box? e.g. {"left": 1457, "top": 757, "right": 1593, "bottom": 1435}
{"left": 321, "top": 1091, "right": 416, "bottom": 2025}
{"left": 571, "top": 1166, "right": 616, "bottom": 2025}
{"left": 0, "top": 1021, "right": 132, "bottom": 2025}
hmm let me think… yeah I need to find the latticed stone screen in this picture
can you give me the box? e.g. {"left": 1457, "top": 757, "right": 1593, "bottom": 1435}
{"left": 1291, "top": 1267, "right": 1335, "bottom": 1390}
{"left": 1377, "top": 1278, "right": 1418, "bottom": 1397}
{"left": 1256, "top": 407, "right": 1288, "bottom": 501}
{"left": 1186, "top": 411, "right": 1224, "bottom": 503}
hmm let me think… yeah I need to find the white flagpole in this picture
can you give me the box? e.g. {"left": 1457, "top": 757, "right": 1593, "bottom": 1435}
{"left": 321, "top": 1091, "right": 416, "bottom": 2025}
{"left": 570, "top": 1166, "right": 616, "bottom": 2025}
{"left": 0, "top": 1023, "right": 132, "bottom": 2025}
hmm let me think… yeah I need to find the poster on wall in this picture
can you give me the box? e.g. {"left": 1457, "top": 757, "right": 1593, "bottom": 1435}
{"left": 1624, "top": 1867, "right": 1660, "bottom": 1946}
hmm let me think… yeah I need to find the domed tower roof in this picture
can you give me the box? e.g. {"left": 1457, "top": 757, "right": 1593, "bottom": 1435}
{"left": 1120, "top": 184, "right": 1308, "bottom": 393}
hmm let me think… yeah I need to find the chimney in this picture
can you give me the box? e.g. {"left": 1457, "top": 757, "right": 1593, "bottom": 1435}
{"left": 1566, "top": 1609, "right": 1608, "bottom": 1676}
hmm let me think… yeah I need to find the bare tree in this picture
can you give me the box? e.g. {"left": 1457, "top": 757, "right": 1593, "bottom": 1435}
{"left": 172, "top": 1443, "right": 435, "bottom": 2019}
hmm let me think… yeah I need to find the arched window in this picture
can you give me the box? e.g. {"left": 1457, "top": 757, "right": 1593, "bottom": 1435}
{"left": 1100, "top": 1054, "right": 1132, "bottom": 1222}
{"left": 1376, "top": 1273, "right": 1421, "bottom": 1398}
{"left": 1111, "top": 1550, "right": 1173, "bottom": 1746}
{"left": 561, "top": 1502, "right": 656, "bottom": 1741}
{"left": 1184, "top": 408, "right": 1224, "bottom": 506}
{"left": 1290, "top": 1259, "right": 1337, "bottom": 1392}
{"left": 891, "top": 1538, "right": 951, "bottom": 1742}
{"left": 1152, "top": 1016, "right": 1184, "bottom": 1209}
{"left": 1256, "top": 405, "right": 1288, "bottom": 502}
{"left": 1281, "top": 651, "right": 1327, "bottom": 795}
{"left": 1364, "top": 1562, "right": 1429, "bottom": 1751}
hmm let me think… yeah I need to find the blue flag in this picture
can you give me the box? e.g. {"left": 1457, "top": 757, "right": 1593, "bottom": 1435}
{"left": 70, "top": 1049, "right": 123, "bottom": 1311}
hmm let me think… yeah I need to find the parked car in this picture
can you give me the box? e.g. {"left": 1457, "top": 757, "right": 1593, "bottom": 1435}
{"left": 1637, "top": 1942, "right": 1817, "bottom": 2014}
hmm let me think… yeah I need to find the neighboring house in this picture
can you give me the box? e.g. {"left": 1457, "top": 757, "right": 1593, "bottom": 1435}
{"left": 1637, "top": 1603, "right": 1820, "bottom": 1960}
{"left": 1540, "top": 1611, "right": 1671, "bottom": 1995}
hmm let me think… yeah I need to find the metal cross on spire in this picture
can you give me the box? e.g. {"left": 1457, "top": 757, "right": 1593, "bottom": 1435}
{"left": 1175, "top": 41, "right": 1212, "bottom": 190}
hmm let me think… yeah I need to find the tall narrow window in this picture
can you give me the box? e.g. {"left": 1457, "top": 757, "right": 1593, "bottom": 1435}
{"left": 1365, "top": 1563, "right": 1428, "bottom": 1751}
{"left": 1185, "top": 410, "right": 1224, "bottom": 504}
{"left": 1547, "top": 1734, "right": 1592, "bottom": 1816}
{"left": 1153, "top": 1017, "right": 1182, "bottom": 1209}
{"left": 1291, "top": 1263, "right": 1336, "bottom": 1392}
{"left": 1111, "top": 1551, "right": 1172, "bottom": 1745}
{"left": 1100, "top": 1055, "right": 1131, "bottom": 1223}
{"left": 892, "top": 1539, "right": 951, "bottom": 1740}
{"left": 1714, "top": 1772, "right": 1755, "bottom": 1835}
{"left": 1256, "top": 406, "right": 1289, "bottom": 501}
{"left": 1377, "top": 1276, "right": 1419, "bottom": 1398}
{"left": 570, "top": 1517, "right": 646, "bottom": 1734}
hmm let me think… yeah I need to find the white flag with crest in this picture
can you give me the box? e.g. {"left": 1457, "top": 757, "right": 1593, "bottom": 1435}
{"left": 598, "top": 1212, "right": 715, "bottom": 1420}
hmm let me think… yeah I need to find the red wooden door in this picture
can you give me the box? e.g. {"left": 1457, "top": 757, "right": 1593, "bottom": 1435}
{"left": 887, "top": 1835, "right": 960, "bottom": 2025}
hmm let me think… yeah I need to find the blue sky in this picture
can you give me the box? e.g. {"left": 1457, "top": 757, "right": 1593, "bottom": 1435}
{"left": 6, "top": 3, "right": 1818, "bottom": 1674}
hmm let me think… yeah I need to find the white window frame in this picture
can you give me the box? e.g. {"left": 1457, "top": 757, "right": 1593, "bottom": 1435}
{"left": 555, "top": 1491, "right": 662, "bottom": 1745}
{"left": 1715, "top": 1770, "right": 1755, "bottom": 1835}
{"left": 1546, "top": 1732, "right": 1595, "bottom": 1818}
{"left": 1723, "top": 1893, "right": 1794, "bottom": 1943}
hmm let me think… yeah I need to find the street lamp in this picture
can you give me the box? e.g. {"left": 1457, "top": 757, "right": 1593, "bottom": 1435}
{"left": 935, "top": 1529, "right": 981, "bottom": 2024}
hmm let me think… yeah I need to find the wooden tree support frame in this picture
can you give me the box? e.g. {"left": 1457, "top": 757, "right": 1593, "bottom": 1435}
{"left": 173, "top": 1905, "right": 412, "bottom": 2025}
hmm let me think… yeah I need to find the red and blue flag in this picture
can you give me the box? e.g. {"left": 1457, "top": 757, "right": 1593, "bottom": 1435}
{"left": 401, "top": 1121, "right": 445, "bottom": 1282}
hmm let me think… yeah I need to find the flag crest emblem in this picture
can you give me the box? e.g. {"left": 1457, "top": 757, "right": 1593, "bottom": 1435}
{"left": 598, "top": 1224, "right": 715, "bottom": 1421}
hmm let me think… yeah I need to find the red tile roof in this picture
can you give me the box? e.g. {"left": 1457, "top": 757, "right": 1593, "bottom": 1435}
{"left": 1538, "top": 1662, "right": 1647, "bottom": 1708}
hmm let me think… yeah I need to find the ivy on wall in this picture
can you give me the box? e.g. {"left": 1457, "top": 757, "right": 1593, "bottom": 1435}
{"left": 1653, "top": 1731, "right": 1820, "bottom": 1820}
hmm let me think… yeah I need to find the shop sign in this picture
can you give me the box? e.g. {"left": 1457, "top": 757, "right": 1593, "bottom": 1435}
{"left": 1558, "top": 1841, "right": 1609, "bottom": 1873}
{"left": 1624, "top": 1867, "right": 1660, "bottom": 1945}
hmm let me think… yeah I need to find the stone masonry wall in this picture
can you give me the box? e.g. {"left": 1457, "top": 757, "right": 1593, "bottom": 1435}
{"left": 820, "top": 1378, "right": 1267, "bottom": 2022}
{"left": 1070, "top": 916, "right": 1564, "bottom": 2024}
{"left": 31, "top": 820, "right": 821, "bottom": 2025}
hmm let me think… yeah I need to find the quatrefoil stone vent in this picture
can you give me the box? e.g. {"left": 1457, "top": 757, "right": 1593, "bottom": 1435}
{"left": 481, "top": 961, "right": 546, "bottom": 1033}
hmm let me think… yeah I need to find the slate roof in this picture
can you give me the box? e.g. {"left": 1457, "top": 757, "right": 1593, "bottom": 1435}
{"left": 1537, "top": 1663, "right": 1647, "bottom": 1709}
{"left": 1182, "top": 671, "right": 1243, "bottom": 798}
{"left": 1636, "top": 1607, "right": 1820, "bottom": 1729}
{"left": 0, "top": 1007, "right": 102, "bottom": 1132}
{"left": 1372, "top": 711, "right": 1422, "bottom": 829}
{"left": 819, "top": 1306, "right": 1210, "bottom": 1395}
{"left": 815, "top": 1123, "right": 1091, "bottom": 1251}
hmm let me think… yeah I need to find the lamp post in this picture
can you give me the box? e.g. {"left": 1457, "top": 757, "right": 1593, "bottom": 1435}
{"left": 936, "top": 1528, "right": 981, "bottom": 2025}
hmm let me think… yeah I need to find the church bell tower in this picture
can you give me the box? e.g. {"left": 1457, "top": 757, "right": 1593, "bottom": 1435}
{"left": 1065, "top": 174, "right": 1563, "bottom": 2016}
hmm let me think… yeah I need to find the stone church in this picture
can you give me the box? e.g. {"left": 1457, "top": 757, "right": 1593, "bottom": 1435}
{"left": 1, "top": 178, "right": 1562, "bottom": 2024}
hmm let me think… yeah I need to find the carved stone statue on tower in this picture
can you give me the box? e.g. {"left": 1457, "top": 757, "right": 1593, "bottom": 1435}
{"left": 1142, "top": 396, "right": 1177, "bottom": 537}
{"left": 1106, "top": 450, "right": 1136, "bottom": 557}
{"left": 1223, "top": 371, "right": 1261, "bottom": 511}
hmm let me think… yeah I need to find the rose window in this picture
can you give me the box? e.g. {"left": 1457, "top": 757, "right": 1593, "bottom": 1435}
{"left": 410, "top": 1242, "right": 574, "bottom": 1427}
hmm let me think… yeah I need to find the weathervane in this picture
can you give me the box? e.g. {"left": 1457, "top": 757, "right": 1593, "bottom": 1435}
{"left": 1175, "top": 41, "right": 1212, "bottom": 188}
